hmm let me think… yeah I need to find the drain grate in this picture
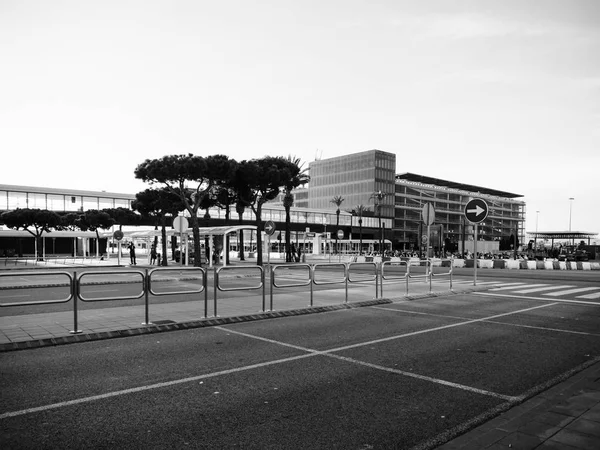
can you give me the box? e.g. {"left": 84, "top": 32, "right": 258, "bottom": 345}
{"left": 152, "top": 320, "right": 176, "bottom": 325}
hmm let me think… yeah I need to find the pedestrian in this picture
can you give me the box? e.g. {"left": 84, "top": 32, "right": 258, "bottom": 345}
{"left": 129, "top": 242, "right": 136, "bottom": 265}
{"left": 150, "top": 245, "right": 157, "bottom": 265}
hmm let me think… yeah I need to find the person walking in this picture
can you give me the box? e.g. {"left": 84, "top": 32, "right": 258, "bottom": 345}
{"left": 150, "top": 245, "right": 157, "bottom": 265}
{"left": 129, "top": 242, "right": 136, "bottom": 265}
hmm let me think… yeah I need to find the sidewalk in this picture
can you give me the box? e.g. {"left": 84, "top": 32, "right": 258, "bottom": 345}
{"left": 435, "top": 360, "right": 600, "bottom": 450}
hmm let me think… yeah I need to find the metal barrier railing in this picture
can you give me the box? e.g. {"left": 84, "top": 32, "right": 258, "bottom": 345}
{"left": 407, "top": 259, "right": 432, "bottom": 293}
{"left": 348, "top": 262, "right": 378, "bottom": 299}
{"left": 312, "top": 263, "right": 348, "bottom": 303}
{"left": 429, "top": 259, "right": 453, "bottom": 291}
{"left": 271, "top": 264, "right": 312, "bottom": 309}
{"left": 148, "top": 267, "right": 208, "bottom": 321}
{"left": 381, "top": 260, "right": 409, "bottom": 297}
{"left": 0, "top": 261, "right": 456, "bottom": 335}
{"left": 214, "top": 265, "right": 265, "bottom": 316}
{"left": 0, "top": 271, "right": 73, "bottom": 306}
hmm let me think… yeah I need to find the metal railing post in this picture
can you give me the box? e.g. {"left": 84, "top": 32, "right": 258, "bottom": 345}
{"left": 269, "top": 264, "right": 274, "bottom": 311}
{"left": 344, "top": 264, "right": 348, "bottom": 303}
{"left": 70, "top": 271, "right": 82, "bottom": 334}
{"left": 261, "top": 268, "right": 266, "bottom": 313}
{"left": 310, "top": 264, "right": 314, "bottom": 307}
{"left": 142, "top": 268, "right": 152, "bottom": 325}
{"left": 214, "top": 267, "right": 219, "bottom": 317}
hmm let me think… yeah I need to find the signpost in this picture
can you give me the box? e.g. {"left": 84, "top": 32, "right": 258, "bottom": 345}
{"left": 264, "top": 221, "right": 276, "bottom": 265}
{"left": 421, "top": 203, "right": 435, "bottom": 258}
{"left": 113, "top": 230, "right": 123, "bottom": 265}
{"left": 173, "top": 216, "right": 189, "bottom": 266}
{"left": 464, "top": 198, "right": 489, "bottom": 285}
{"left": 337, "top": 229, "right": 344, "bottom": 261}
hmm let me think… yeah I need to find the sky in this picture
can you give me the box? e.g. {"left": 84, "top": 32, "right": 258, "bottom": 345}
{"left": 1, "top": 0, "right": 599, "bottom": 235}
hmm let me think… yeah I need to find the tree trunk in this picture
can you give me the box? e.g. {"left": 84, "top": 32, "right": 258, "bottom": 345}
{"left": 189, "top": 214, "right": 202, "bottom": 267}
{"left": 285, "top": 204, "right": 292, "bottom": 262}
{"left": 161, "top": 216, "right": 168, "bottom": 266}
{"left": 253, "top": 203, "right": 263, "bottom": 266}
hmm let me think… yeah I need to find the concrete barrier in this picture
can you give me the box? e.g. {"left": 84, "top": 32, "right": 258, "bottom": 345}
{"left": 536, "top": 261, "right": 545, "bottom": 269}
{"left": 558, "top": 261, "right": 567, "bottom": 270}
{"left": 493, "top": 260, "right": 506, "bottom": 269}
{"left": 453, "top": 259, "right": 465, "bottom": 268}
{"left": 552, "top": 261, "right": 561, "bottom": 270}
{"left": 479, "top": 259, "right": 493, "bottom": 269}
{"left": 465, "top": 259, "right": 475, "bottom": 268}
{"left": 580, "top": 262, "right": 591, "bottom": 270}
{"left": 567, "top": 262, "right": 577, "bottom": 270}
{"left": 591, "top": 262, "right": 600, "bottom": 270}
{"left": 544, "top": 261, "right": 554, "bottom": 270}
{"left": 430, "top": 258, "right": 442, "bottom": 267}
{"left": 526, "top": 260, "right": 537, "bottom": 270}
{"left": 506, "top": 260, "right": 520, "bottom": 269}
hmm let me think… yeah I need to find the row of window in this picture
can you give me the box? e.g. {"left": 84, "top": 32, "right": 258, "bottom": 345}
{"left": 0, "top": 191, "right": 132, "bottom": 212}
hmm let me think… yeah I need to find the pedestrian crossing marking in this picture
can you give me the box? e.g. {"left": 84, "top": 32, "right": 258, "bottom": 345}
{"left": 545, "top": 287, "right": 600, "bottom": 297}
{"left": 513, "top": 285, "right": 574, "bottom": 294}
{"left": 488, "top": 283, "right": 530, "bottom": 291}
{"left": 577, "top": 291, "right": 600, "bottom": 299}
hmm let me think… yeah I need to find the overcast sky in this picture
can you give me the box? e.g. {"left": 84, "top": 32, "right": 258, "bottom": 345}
{"left": 1, "top": 0, "right": 598, "bottom": 234}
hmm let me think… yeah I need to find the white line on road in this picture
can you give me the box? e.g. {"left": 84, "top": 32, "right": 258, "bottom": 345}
{"left": 0, "top": 302, "right": 556, "bottom": 419}
{"left": 577, "top": 291, "right": 600, "bottom": 299}
{"left": 512, "top": 285, "right": 574, "bottom": 294}
{"left": 488, "top": 283, "right": 537, "bottom": 291}
{"left": 475, "top": 292, "right": 600, "bottom": 306}
{"left": 544, "top": 287, "right": 600, "bottom": 297}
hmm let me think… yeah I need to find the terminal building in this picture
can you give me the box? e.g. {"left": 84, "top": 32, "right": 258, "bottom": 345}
{"left": 1, "top": 149, "right": 527, "bottom": 257}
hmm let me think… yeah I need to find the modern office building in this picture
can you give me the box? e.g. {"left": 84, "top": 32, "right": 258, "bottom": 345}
{"left": 305, "top": 149, "right": 526, "bottom": 253}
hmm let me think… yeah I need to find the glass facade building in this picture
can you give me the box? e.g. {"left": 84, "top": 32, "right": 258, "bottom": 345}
{"left": 0, "top": 185, "right": 133, "bottom": 212}
{"left": 305, "top": 150, "right": 526, "bottom": 251}
{"left": 308, "top": 150, "right": 396, "bottom": 224}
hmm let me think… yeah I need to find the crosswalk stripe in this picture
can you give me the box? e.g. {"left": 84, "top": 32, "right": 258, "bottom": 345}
{"left": 577, "top": 291, "right": 600, "bottom": 299}
{"left": 488, "top": 283, "right": 529, "bottom": 291}
{"left": 544, "top": 287, "right": 600, "bottom": 297}
{"left": 513, "top": 285, "right": 573, "bottom": 294}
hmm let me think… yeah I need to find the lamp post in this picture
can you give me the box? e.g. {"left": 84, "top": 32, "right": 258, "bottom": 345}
{"left": 535, "top": 211, "right": 539, "bottom": 252}
{"left": 569, "top": 198, "right": 574, "bottom": 245}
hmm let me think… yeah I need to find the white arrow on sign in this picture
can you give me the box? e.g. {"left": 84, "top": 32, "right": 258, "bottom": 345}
{"left": 467, "top": 205, "right": 485, "bottom": 217}
{"left": 265, "top": 223, "right": 274, "bottom": 232}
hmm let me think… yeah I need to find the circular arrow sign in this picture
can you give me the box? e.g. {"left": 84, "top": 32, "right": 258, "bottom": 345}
{"left": 113, "top": 230, "right": 124, "bottom": 241}
{"left": 337, "top": 229, "right": 344, "bottom": 239}
{"left": 464, "top": 198, "right": 489, "bottom": 224}
{"left": 264, "top": 220, "right": 276, "bottom": 236}
{"left": 173, "top": 216, "right": 189, "bottom": 233}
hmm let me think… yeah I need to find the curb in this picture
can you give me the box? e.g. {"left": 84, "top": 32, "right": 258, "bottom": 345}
{"left": 0, "top": 285, "right": 492, "bottom": 353}
{"left": 0, "top": 297, "right": 396, "bottom": 353}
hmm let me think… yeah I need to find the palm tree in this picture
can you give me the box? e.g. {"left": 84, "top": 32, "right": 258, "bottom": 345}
{"left": 283, "top": 156, "right": 309, "bottom": 262}
{"left": 354, "top": 204, "right": 369, "bottom": 255}
{"left": 370, "top": 191, "right": 388, "bottom": 254}
{"left": 330, "top": 195, "right": 345, "bottom": 254}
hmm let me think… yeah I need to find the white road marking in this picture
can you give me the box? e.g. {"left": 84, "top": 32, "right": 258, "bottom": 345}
{"left": 545, "top": 287, "right": 600, "bottom": 297}
{"left": 372, "top": 306, "right": 600, "bottom": 337}
{"left": 577, "top": 291, "right": 600, "bottom": 299}
{"left": 475, "top": 292, "right": 600, "bottom": 306}
{"left": 0, "top": 302, "right": 552, "bottom": 419}
{"left": 0, "top": 352, "right": 316, "bottom": 420}
{"left": 513, "top": 285, "right": 574, "bottom": 294}
{"left": 488, "top": 283, "right": 536, "bottom": 291}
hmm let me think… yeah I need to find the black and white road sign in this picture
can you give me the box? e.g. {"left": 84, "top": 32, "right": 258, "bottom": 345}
{"left": 264, "top": 220, "right": 276, "bottom": 235}
{"left": 464, "top": 198, "right": 489, "bottom": 223}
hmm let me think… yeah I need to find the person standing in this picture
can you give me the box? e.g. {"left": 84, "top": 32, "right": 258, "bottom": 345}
{"left": 129, "top": 242, "right": 136, "bottom": 265}
{"left": 150, "top": 245, "right": 157, "bottom": 265}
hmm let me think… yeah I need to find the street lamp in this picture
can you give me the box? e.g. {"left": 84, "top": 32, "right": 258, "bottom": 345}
{"left": 569, "top": 198, "right": 574, "bottom": 245}
{"left": 535, "top": 211, "right": 539, "bottom": 252}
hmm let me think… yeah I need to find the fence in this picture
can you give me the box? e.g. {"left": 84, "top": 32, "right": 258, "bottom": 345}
{"left": 0, "top": 260, "right": 454, "bottom": 332}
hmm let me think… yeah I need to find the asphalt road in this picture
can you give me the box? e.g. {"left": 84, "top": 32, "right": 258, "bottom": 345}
{"left": 1, "top": 270, "right": 599, "bottom": 449}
